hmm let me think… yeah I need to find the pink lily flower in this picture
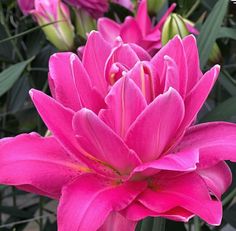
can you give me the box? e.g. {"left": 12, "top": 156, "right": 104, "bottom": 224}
{"left": 1, "top": 32, "right": 236, "bottom": 231}
{"left": 98, "top": 0, "right": 176, "bottom": 55}
{"left": 17, "top": 0, "right": 34, "bottom": 15}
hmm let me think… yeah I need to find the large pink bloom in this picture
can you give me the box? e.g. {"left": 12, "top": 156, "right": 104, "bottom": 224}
{"left": 0, "top": 32, "right": 236, "bottom": 231}
{"left": 98, "top": 0, "right": 176, "bottom": 55}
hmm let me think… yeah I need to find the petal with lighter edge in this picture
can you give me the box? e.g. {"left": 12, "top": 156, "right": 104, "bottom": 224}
{"left": 181, "top": 65, "right": 220, "bottom": 129}
{"left": 82, "top": 31, "right": 112, "bottom": 96}
{"left": 197, "top": 161, "right": 232, "bottom": 199}
{"left": 98, "top": 212, "right": 137, "bottom": 231}
{"left": 57, "top": 174, "right": 147, "bottom": 231}
{"left": 151, "top": 36, "right": 187, "bottom": 98}
{"left": 130, "top": 149, "right": 199, "bottom": 178}
{"left": 177, "top": 122, "right": 236, "bottom": 168}
{"left": 138, "top": 172, "right": 222, "bottom": 225}
{"left": 99, "top": 77, "right": 147, "bottom": 138}
{"left": 30, "top": 89, "right": 118, "bottom": 177}
{"left": 48, "top": 53, "right": 82, "bottom": 111}
{"left": 125, "top": 88, "right": 185, "bottom": 162}
{"left": 70, "top": 54, "right": 104, "bottom": 113}
{"left": 0, "top": 133, "right": 81, "bottom": 199}
{"left": 122, "top": 202, "right": 193, "bottom": 223}
{"left": 127, "top": 61, "right": 159, "bottom": 103}
{"left": 135, "top": 0, "right": 152, "bottom": 35}
{"left": 105, "top": 43, "right": 140, "bottom": 84}
{"left": 182, "top": 35, "right": 202, "bottom": 91}
{"left": 73, "top": 109, "right": 141, "bottom": 175}
{"left": 98, "top": 18, "right": 121, "bottom": 43}
{"left": 120, "top": 17, "right": 142, "bottom": 43}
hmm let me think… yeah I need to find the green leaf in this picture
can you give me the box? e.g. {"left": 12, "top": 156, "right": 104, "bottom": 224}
{"left": 201, "top": 97, "right": 236, "bottom": 122}
{"left": 0, "top": 58, "right": 34, "bottom": 97}
{"left": 0, "top": 23, "right": 13, "bottom": 61}
{"left": 218, "top": 70, "right": 236, "bottom": 96}
{"left": 217, "top": 27, "right": 236, "bottom": 40}
{"left": 197, "top": 0, "right": 228, "bottom": 68}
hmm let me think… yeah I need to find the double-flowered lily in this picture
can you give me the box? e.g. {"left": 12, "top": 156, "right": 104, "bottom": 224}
{"left": 0, "top": 31, "right": 236, "bottom": 231}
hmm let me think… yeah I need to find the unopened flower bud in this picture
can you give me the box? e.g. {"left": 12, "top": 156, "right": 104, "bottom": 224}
{"left": 161, "top": 13, "right": 189, "bottom": 45}
{"left": 31, "top": 0, "right": 75, "bottom": 51}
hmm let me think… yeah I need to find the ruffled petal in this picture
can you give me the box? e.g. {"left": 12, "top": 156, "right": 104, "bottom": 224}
{"left": 181, "top": 65, "right": 219, "bottom": 129}
{"left": 151, "top": 36, "right": 188, "bottom": 98}
{"left": 130, "top": 149, "right": 199, "bottom": 178}
{"left": 98, "top": 212, "right": 137, "bottom": 231}
{"left": 57, "top": 174, "right": 146, "bottom": 231}
{"left": 99, "top": 77, "right": 146, "bottom": 138}
{"left": 177, "top": 122, "right": 236, "bottom": 168}
{"left": 125, "top": 88, "right": 185, "bottom": 162}
{"left": 98, "top": 18, "right": 121, "bottom": 43}
{"left": 197, "top": 161, "right": 232, "bottom": 199}
{"left": 48, "top": 52, "right": 82, "bottom": 111}
{"left": 0, "top": 133, "right": 81, "bottom": 199}
{"left": 138, "top": 172, "right": 222, "bottom": 225}
{"left": 82, "top": 31, "right": 112, "bottom": 96}
{"left": 73, "top": 108, "right": 142, "bottom": 175}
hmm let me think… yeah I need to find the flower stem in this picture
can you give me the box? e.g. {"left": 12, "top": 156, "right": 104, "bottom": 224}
{"left": 194, "top": 217, "right": 201, "bottom": 231}
{"left": 152, "top": 217, "right": 166, "bottom": 231}
{"left": 222, "top": 187, "right": 236, "bottom": 206}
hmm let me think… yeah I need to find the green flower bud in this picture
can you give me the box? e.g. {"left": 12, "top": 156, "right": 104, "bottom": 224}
{"left": 209, "top": 43, "right": 222, "bottom": 64}
{"left": 161, "top": 13, "right": 189, "bottom": 45}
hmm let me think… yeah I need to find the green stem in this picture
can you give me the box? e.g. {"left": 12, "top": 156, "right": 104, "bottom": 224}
{"left": 39, "top": 196, "right": 44, "bottom": 231}
{"left": 222, "top": 188, "right": 236, "bottom": 206}
{"left": 194, "top": 217, "right": 201, "bottom": 231}
{"left": 185, "top": 0, "right": 200, "bottom": 18}
{"left": 12, "top": 187, "right": 17, "bottom": 207}
{"left": 152, "top": 217, "right": 166, "bottom": 231}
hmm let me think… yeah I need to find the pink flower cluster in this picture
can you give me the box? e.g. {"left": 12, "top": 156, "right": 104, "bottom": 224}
{"left": 1, "top": 29, "right": 236, "bottom": 230}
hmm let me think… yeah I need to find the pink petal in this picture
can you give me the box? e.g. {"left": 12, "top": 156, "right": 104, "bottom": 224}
{"left": 177, "top": 122, "right": 236, "bottom": 168}
{"left": 125, "top": 88, "right": 185, "bottom": 162}
{"left": 122, "top": 202, "right": 193, "bottom": 222}
{"left": 138, "top": 172, "right": 222, "bottom": 225}
{"left": 49, "top": 52, "right": 82, "bottom": 111}
{"left": 120, "top": 17, "right": 142, "bottom": 43}
{"left": 163, "top": 56, "right": 180, "bottom": 93}
{"left": 130, "top": 149, "right": 199, "bottom": 178}
{"left": 98, "top": 18, "right": 121, "bottom": 43}
{"left": 70, "top": 53, "right": 104, "bottom": 113}
{"left": 0, "top": 133, "right": 80, "bottom": 199}
{"left": 182, "top": 35, "right": 202, "bottom": 92}
{"left": 82, "top": 31, "right": 112, "bottom": 96}
{"left": 30, "top": 89, "right": 117, "bottom": 177}
{"left": 127, "top": 61, "right": 159, "bottom": 103}
{"left": 98, "top": 212, "right": 137, "bottom": 231}
{"left": 181, "top": 65, "right": 219, "bottom": 129}
{"left": 73, "top": 108, "right": 142, "bottom": 175}
{"left": 136, "top": 0, "right": 152, "bottom": 35}
{"left": 129, "top": 43, "right": 151, "bottom": 61}
{"left": 99, "top": 77, "right": 147, "bottom": 138}
{"left": 151, "top": 36, "right": 187, "bottom": 98}
{"left": 198, "top": 161, "right": 232, "bottom": 199}
{"left": 57, "top": 174, "right": 146, "bottom": 231}
{"left": 105, "top": 43, "right": 140, "bottom": 84}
